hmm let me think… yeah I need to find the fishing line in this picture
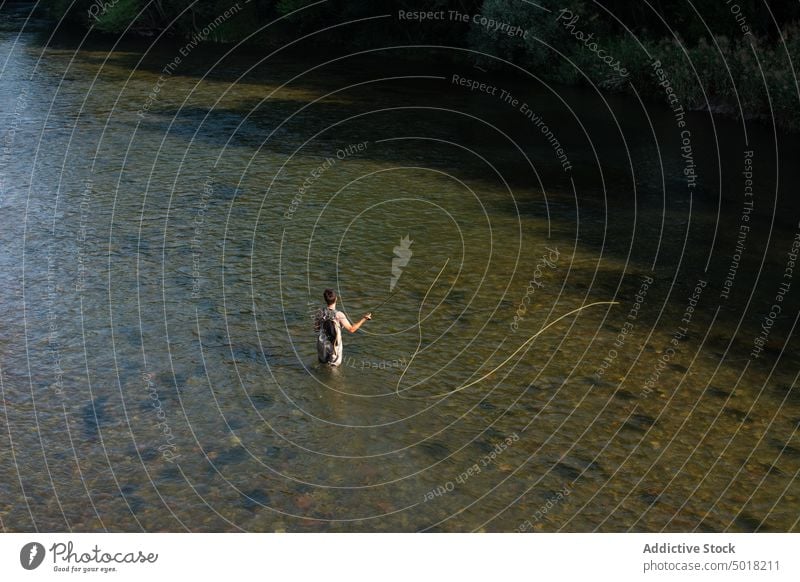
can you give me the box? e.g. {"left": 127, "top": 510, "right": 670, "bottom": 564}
{"left": 393, "top": 264, "right": 618, "bottom": 399}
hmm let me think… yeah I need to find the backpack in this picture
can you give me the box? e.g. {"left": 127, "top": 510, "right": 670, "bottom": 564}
{"left": 317, "top": 308, "right": 340, "bottom": 364}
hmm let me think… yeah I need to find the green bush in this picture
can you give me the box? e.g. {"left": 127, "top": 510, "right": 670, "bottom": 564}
{"left": 630, "top": 28, "right": 800, "bottom": 130}
{"left": 90, "top": 0, "right": 143, "bottom": 34}
{"left": 468, "top": 0, "right": 799, "bottom": 131}
{"left": 469, "top": 0, "right": 584, "bottom": 71}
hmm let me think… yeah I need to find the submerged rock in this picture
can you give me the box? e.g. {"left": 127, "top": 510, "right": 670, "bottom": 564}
{"left": 621, "top": 413, "right": 656, "bottom": 433}
{"left": 241, "top": 489, "right": 271, "bottom": 512}
{"left": 418, "top": 440, "right": 450, "bottom": 459}
{"left": 639, "top": 488, "right": 661, "bottom": 506}
{"left": 211, "top": 446, "right": 248, "bottom": 466}
{"left": 723, "top": 407, "right": 752, "bottom": 423}
{"left": 734, "top": 514, "right": 763, "bottom": 532}
{"left": 612, "top": 389, "right": 636, "bottom": 401}
{"left": 706, "top": 386, "right": 731, "bottom": 399}
{"left": 82, "top": 395, "right": 111, "bottom": 441}
{"left": 553, "top": 462, "right": 581, "bottom": 481}
{"left": 249, "top": 392, "right": 275, "bottom": 409}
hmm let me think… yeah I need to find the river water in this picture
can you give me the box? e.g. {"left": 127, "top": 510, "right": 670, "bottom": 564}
{"left": 1, "top": 5, "right": 799, "bottom": 532}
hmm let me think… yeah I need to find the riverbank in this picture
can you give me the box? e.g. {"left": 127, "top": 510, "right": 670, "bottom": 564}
{"left": 23, "top": 1, "right": 800, "bottom": 132}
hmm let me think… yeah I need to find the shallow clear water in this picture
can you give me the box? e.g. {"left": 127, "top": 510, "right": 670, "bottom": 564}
{"left": 1, "top": 7, "right": 799, "bottom": 532}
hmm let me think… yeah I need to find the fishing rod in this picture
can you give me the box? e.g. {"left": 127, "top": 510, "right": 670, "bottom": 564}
{"left": 338, "top": 261, "right": 450, "bottom": 317}
{"left": 365, "top": 261, "right": 452, "bottom": 314}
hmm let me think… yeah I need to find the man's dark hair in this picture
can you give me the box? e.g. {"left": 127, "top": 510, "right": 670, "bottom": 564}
{"left": 323, "top": 288, "right": 336, "bottom": 306}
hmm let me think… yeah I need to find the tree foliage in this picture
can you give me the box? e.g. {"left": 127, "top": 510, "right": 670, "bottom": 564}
{"left": 39, "top": 0, "right": 800, "bottom": 129}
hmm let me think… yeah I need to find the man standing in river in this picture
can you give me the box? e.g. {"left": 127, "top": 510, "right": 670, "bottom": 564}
{"left": 314, "top": 288, "right": 371, "bottom": 366}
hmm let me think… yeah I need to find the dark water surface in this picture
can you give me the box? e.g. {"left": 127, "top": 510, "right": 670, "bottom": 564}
{"left": 1, "top": 6, "right": 799, "bottom": 532}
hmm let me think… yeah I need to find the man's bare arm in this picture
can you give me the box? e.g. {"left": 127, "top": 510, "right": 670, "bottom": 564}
{"left": 341, "top": 312, "right": 372, "bottom": 333}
